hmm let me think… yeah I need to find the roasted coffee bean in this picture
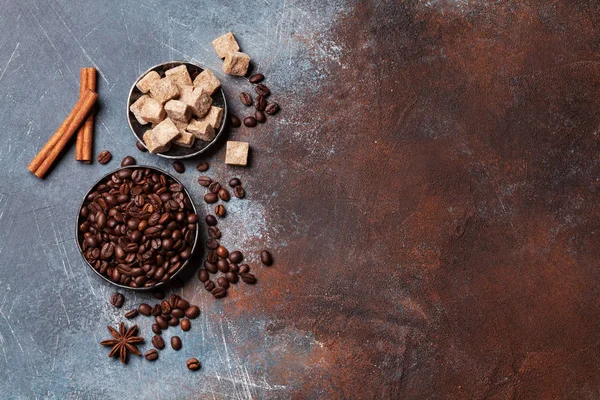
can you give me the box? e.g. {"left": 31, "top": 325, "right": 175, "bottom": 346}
{"left": 171, "top": 336, "right": 182, "bottom": 350}
{"left": 206, "top": 238, "right": 219, "bottom": 250}
{"left": 152, "top": 335, "right": 165, "bottom": 350}
{"left": 198, "top": 269, "right": 209, "bottom": 282}
{"left": 152, "top": 323, "right": 162, "bottom": 335}
{"left": 241, "top": 273, "right": 257, "bottom": 284}
{"left": 176, "top": 299, "right": 189, "bottom": 309}
{"left": 173, "top": 161, "right": 185, "bottom": 173}
{"left": 255, "top": 110, "right": 266, "bottom": 123}
{"left": 187, "top": 358, "right": 201, "bottom": 371}
{"left": 207, "top": 250, "right": 218, "bottom": 263}
{"left": 196, "top": 161, "right": 209, "bottom": 172}
{"left": 198, "top": 176, "right": 212, "bottom": 187}
{"left": 217, "top": 188, "right": 230, "bottom": 201}
{"left": 230, "top": 114, "right": 241, "bottom": 128}
{"left": 209, "top": 182, "right": 221, "bottom": 193}
{"left": 226, "top": 272, "right": 239, "bottom": 284}
{"left": 233, "top": 186, "right": 245, "bottom": 199}
{"left": 138, "top": 303, "right": 152, "bottom": 316}
{"left": 110, "top": 293, "right": 124, "bottom": 308}
{"left": 205, "top": 215, "right": 218, "bottom": 226}
{"left": 171, "top": 308, "right": 185, "bottom": 318}
{"left": 160, "top": 300, "right": 171, "bottom": 314}
{"left": 261, "top": 250, "right": 273, "bottom": 266}
{"left": 205, "top": 261, "right": 218, "bottom": 274}
{"left": 239, "top": 264, "right": 250, "bottom": 274}
{"left": 169, "top": 294, "right": 179, "bottom": 309}
{"left": 216, "top": 246, "right": 229, "bottom": 258}
{"left": 217, "top": 259, "right": 229, "bottom": 273}
{"left": 168, "top": 316, "right": 179, "bottom": 326}
{"left": 255, "top": 95, "right": 266, "bottom": 111}
{"left": 187, "top": 213, "right": 199, "bottom": 224}
{"left": 121, "top": 156, "right": 136, "bottom": 167}
{"left": 265, "top": 102, "right": 280, "bottom": 115}
{"left": 249, "top": 73, "right": 264, "bottom": 83}
{"left": 136, "top": 141, "right": 148, "bottom": 152}
{"left": 211, "top": 287, "right": 226, "bottom": 298}
{"left": 204, "top": 193, "right": 218, "bottom": 203}
{"left": 229, "top": 263, "right": 239, "bottom": 273}
{"left": 181, "top": 318, "right": 191, "bottom": 331}
{"left": 185, "top": 305, "right": 200, "bottom": 319}
{"left": 125, "top": 309, "right": 138, "bottom": 319}
{"left": 243, "top": 116, "right": 257, "bottom": 127}
{"left": 144, "top": 349, "right": 159, "bottom": 361}
{"left": 229, "top": 178, "right": 241, "bottom": 187}
{"left": 97, "top": 150, "right": 112, "bottom": 164}
{"left": 240, "top": 92, "right": 252, "bottom": 106}
{"left": 156, "top": 315, "right": 168, "bottom": 330}
{"left": 204, "top": 279, "right": 216, "bottom": 291}
{"left": 101, "top": 242, "right": 114, "bottom": 259}
{"left": 215, "top": 205, "right": 226, "bottom": 217}
{"left": 208, "top": 226, "right": 221, "bottom": 239}
{"left": 255, "top": 83, "right": 270, "bottom": 96}
{"left": 217, "top": 277, "right": 230, "bottom": 289}
{"left": 229, "top": 251, "right": 243, "bottom": 264}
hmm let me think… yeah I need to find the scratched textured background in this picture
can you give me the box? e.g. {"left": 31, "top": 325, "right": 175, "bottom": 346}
{"left": 0, "top": 0, "right": 599, "bottom": 398}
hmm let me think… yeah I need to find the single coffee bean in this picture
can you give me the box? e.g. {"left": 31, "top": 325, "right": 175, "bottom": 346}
{"left": 121, "top": 156, "right": 136, "bottom": 167}
{"left": 152, "top": 289, "right": 165, "bottom": 300}
{"left": 168, "top": 316, "right": 179, "bottom": 326}
{"left": 207, "top": 238, "right": 219, "bottom": 250}
{"left": 229, "top": 251, "right": 243, "bottom": 264}
{"left": 97, "top": 150, "right": 112, "bottom": 164}
{"left": 226, "top": 271, "right": 239, "bottom": 284}
{"left": 205, "top": 261, "right": 218, "bottom": 274}
{"left": 255, "top": 95, "right": 266, "bottom": 111}
{"left": 169, "top": 294, "right": 179, "bottom": 309}
{"left": 208, "top": 226, "right": 221, "bottom": 239}
{"left": 243, "top": 116, "right": 257, "bottom": 127}
{"left": 229, "top": 263, "right": 239, "bottom": 273}
{"left": 207, "top": 250, "right": 219, "bottom": 263}
{"left": 176, "top": 299, "right": 189, "bottom": 310}
{"left": 239, "top": 264, "right": 250, "bottom": 274}
{"left": 249, "top": 73, "right": 264, "bottom": 83}
{"left": 187, "top": 213, "right": 199, "bottom": 224}
{"left": 205, "top": 215, "right": 218, "bottom": 226}
{"left": 138, "top": 303, "right": 152, "bottom": 316}
{"left": 152, "top": 323, "right": 162, "bottom": 335}
{"left": 208, "top": 181, "right": 221, "bottom": 193}
{"left": 233, "top": 186, "right": 245, "bottom": 199}
{"left": 173, "top": 161, "right": 185, "bottom": 173}
{"left": 265, "top": 102, "right": 280, "bottom": 115}
{"left": 110, "top": 293, "right": 124, "bottom": 308}
{"left": 187, "top": 358, "right": 201, "bottom": 371}
{"left": 239, "top": 92, "right": 252, "bottom": 106}
{"left": 196, "top": 161, "right": 209, "bottom": 172}
{"left": 212, "top": 287, "right": 227, "bottom": 298}
{"left": 255, "top": 110, "right": 266, "bottom": 123}
{"left": 216, "top": 246, "right": 228, "bottom": 258}
{"left": 156, "top": 315, "right": 168, "bottom": 330}
{"left": 229, "top": 178, "right": 241, "bottom": 187}
{"left": 144, "top": 349, "right": 159, "bottom": 361}
{"left": 217, "top": 188, "right": 230, "bottom": 201}
{"left": 152, "top": 335, "right": 165, "bottom": 350}
{"left": 261, "top": 250, "right": 273, "bottom": 266}
{"left": 204, "top": 193, "right": 218, "bottom": 204}
{"left": 185, "top": 305, "right": 200, "bottom": 319}
{"left": 215, "top": 205, "right": 226, "bottom": 217}
{"left": 160, "top": 300, "right": 171, "bottom": 314}
{"left": 198, "top": 269, "right": 209, "bottom": 282}
{"left": 136, "top": 141, "right": 148, "bottom": 152}
{"left": 125, "top": 309, "right": 138, "bottom": 319}
{"left": 198, "top": 176, "right": 212, "bottom": 187}
{"left": 171, "top": 336, "right": 182, "bottom": 350}
{"left": 172, "top": 308, "right": 185, "bottom": 318}
{"left": 151, "top": 304, "right": 162, "bottom": 317}
{"left": 217, "top": 277, "right": 230, "bottom": 289}
{"left": 217, "top": 259, "right": 229, "bottom": 273}
{"left": 255, "top": 83, "right": 270, "bottom": 96}
{"left": 181, "top": 318, "right": 191, "bottom": 331}
{"left": 241, "top": 273, "right": 257, "bottom": 284}
{"left": 204, "top": 280, "right": 216, "bottom": 291}
{"left": 230, "top": 114, "right": 241, "bottom": 128}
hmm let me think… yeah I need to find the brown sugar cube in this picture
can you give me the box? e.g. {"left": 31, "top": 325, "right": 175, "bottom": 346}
{"left": 139, "top": 96, "right": 165, "bottom": 124}
{"left": 212, "top": 32, "right": 240, "bottom": 59}
{"left": 129, "top": 95, "right": 150, "bottom": 125}
{"left": 153, "top": 118, "right": 181, "bottom": 143}
{"left": 199, "top": 106, "right": 223, "bottom": 130}
{"left": 187, "top": 119, "right": 215, "bottom": 142}
{"left": 149, "top": 77, "right": 180, "bottom": 104}
{"left": 136, "top": 71, "right": 161, "bottom": 93}
{"left": 185, "top": 88, "right": 212, "bottom": 118}
{"left": 172, "top": 118, "right": 188, "bottom": 133}
{"left": 164, "top": 99, "right": 191, "bottom": 122}
{"left": 225, "top": 141, "right": 249, "bottom": 166}
{"left": 174, "top": 130, "right": 196, "bottom": 148}
{"left": 165, "top": 64, "right": 193, "bottom": 87}
{"left": 178, "top": 85, "right": 194, "bottom": 104}
{"left": 193, "top": 69, "right": 221, "bottom": 95}
{"left": 143, "top": 129, "right": 172, "bottom": 153}
{"left": 222, "top": 52, "right": 250, "bottom": 76}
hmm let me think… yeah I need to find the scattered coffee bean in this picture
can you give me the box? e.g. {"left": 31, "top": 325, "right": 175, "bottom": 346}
{"left": 205, "top": 261, "right": 218, "bottom": 273}
{"left": 212, "top": 287, "right": 227, "bottom": 298}
{"left": 255, "top": 95, "right": 266, "bottom": 111}
{"left": 181, "top": 318, "right": 191, "bottom": 331}
{"left": 97, "top": 150, "right": 112, "bottom": 164}
{"left": 173, "top": 161, "right": 185, "bottom": 173}
{"left": 265, "top": 102, "right": 280, "bottom": 115}
{"left": 208, "top": 226, "right": 221, "bottom": 239}
{"left": 217, "top": 277, "right": 230, "bottom": 289}
{"left": 239, "top": 264, "right": 250, "bottom": 274}
{"left": 152, "top": 335, "right": 165, "bottom": 350}
{"left": 168, "top": 316, "right": 179, "bottom": 326}
{"left": 207, "top": 250, "right": 219, "bottom": 263}
{"left": 217, "top": 259, "right": 229, "bottom": 273}
{"left": 160, "top": 300, "right": 171, "bottom": 314}
{"left": 205, "top": 215, "right": 218, "bottom": 226}
{"left": 136, "top": 141, "right": 148, "bottom": 152}
{"left": 138, "top": 303, "right": 152, "bottom": 316}
{"left": 172, "top": 308, "right": 185, "bottom": 318}
{"left": 207, "top": 238, "right": 219, "bottom": 250}
{"left": 152, "top": 289, "right": 165, "bottom": 300}
{"left": 243, "top": 116, "right": 257, "bottom": 127}
{"left": 156, "top": 315, "right": 168, "bottom": 330}
{"left": 204, "top": 280, "right": 216, "bottom": 291}
{"left": 169, "top": 294, "right": 179, "bottom": 309}
{"left": 125, "top": 309, "right": 138, "bottom": 319}
{"left": 218, "top": 188, "right": 230, "bottom": 201}
{"left": 255, "top": 110, "right": 266, "bottom": 123}
{"left": 196, "top": 161, "right": 209, "bottom": 172}
{"left": 234, "top": 186, "right": 245, "bottom": 199}
{"left": 240, "top": 273, "right": 257, "bottom": 284}
{"left": 209, "top": 182, "right": 221, "bottom": 194}
{"left": 261, "top": 250, "right": 273, "bottom": 266}
{"left": 171, "top": 336, "right": 182, "bottom": 350}
{"left": 230, "top": 114, "right": 241, "bottom": 128}
{"left": 110, "top": 293, "right": 124, "bottom": 308}
{"left": 240, "top": 92, "right": 253, "bottom": 106}
{"left": 152, "top": 305, "right": 162, "bottom": 317}
{"left": 249, "top": 73, "right": 264, "bottom": 83}
{"left": 226, "top": 272, "right": 239, "bottom": 284}
{"left": 198, "top": 176, "right": 212, "bottom": 187}
{"left": 121, "top": 156, "right": 136, "bottom": 167}
{"left": 176, "top": 299, "right": 189, "bottom": 309}
{"left": 229, "top": 251, "right": 243, "bottom": 264}
{"left": 187, "top": 358, "right": 201, "bottom": 371}
{"left": 216, "top": 246, "right": 229, "bottom": 258}
{"left": 198, "top": 269, "right": 209, "bottom": 282}
{"left": 152, "top": 323, "right": 162, "bottom": 335}
{"left": 185, "top": 305, "right": 200, "bottom": 319}
{"left": 144, "top": 349, "right": 159, "bottom": 361}
{"left": 255, "top": 83, "right": 270, "bottom": 96}
{"left": 229, "top": 263, "right": 239, "bottom": 273}
{"left": 215, "top": 205, "right": 226, "bottom": 217}
{"left": 229, "top": 178, "right": 241, "bottom": 187}
{"left": 204, "top": 193, "right": 218, "bottom": 203}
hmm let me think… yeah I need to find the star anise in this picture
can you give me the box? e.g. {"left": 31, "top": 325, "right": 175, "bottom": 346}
{"left": 100, "top": 322, "right": 144, "bottom": 364}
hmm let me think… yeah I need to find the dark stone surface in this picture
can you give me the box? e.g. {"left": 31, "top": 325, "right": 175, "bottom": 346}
{"left": 1, "top": 0, "right": 599, "bottom": 398}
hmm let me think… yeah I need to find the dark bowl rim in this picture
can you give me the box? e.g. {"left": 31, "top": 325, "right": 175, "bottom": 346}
{"left": 126, "top": 60, "right": 228, "bottom": 159}
{"left": 75, "top": 165, "right": 200, "bottom": 291}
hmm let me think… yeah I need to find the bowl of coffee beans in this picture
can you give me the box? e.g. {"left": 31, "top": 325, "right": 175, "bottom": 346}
{"left": 76, "top": 166, "right": 200, "bottom": 290}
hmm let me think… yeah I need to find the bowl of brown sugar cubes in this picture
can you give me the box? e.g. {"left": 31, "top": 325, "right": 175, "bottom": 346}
{"left": 127, "top": 61, "right": 228, "bottom": 159}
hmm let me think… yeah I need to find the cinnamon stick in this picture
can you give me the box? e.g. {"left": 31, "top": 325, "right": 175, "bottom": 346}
{"left": 28, "top": 89, "right": 98, "bottom": 178}
{"left": 75, "top": 68, "right": 96, "bottom": 162}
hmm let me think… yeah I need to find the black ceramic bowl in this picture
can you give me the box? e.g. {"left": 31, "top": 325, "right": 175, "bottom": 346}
{"left": 76, "top": 166, "right": 199, "bottom": 291}
{"left": 127, "top": 61, "right": 228, "bottom": 159}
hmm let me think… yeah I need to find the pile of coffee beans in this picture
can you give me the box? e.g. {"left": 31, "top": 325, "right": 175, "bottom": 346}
{"left": 230, "top": 73, "right": 279, "bottom": 129}
{"left": 78, "top": 166, "right": 198, "bottom": 288}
